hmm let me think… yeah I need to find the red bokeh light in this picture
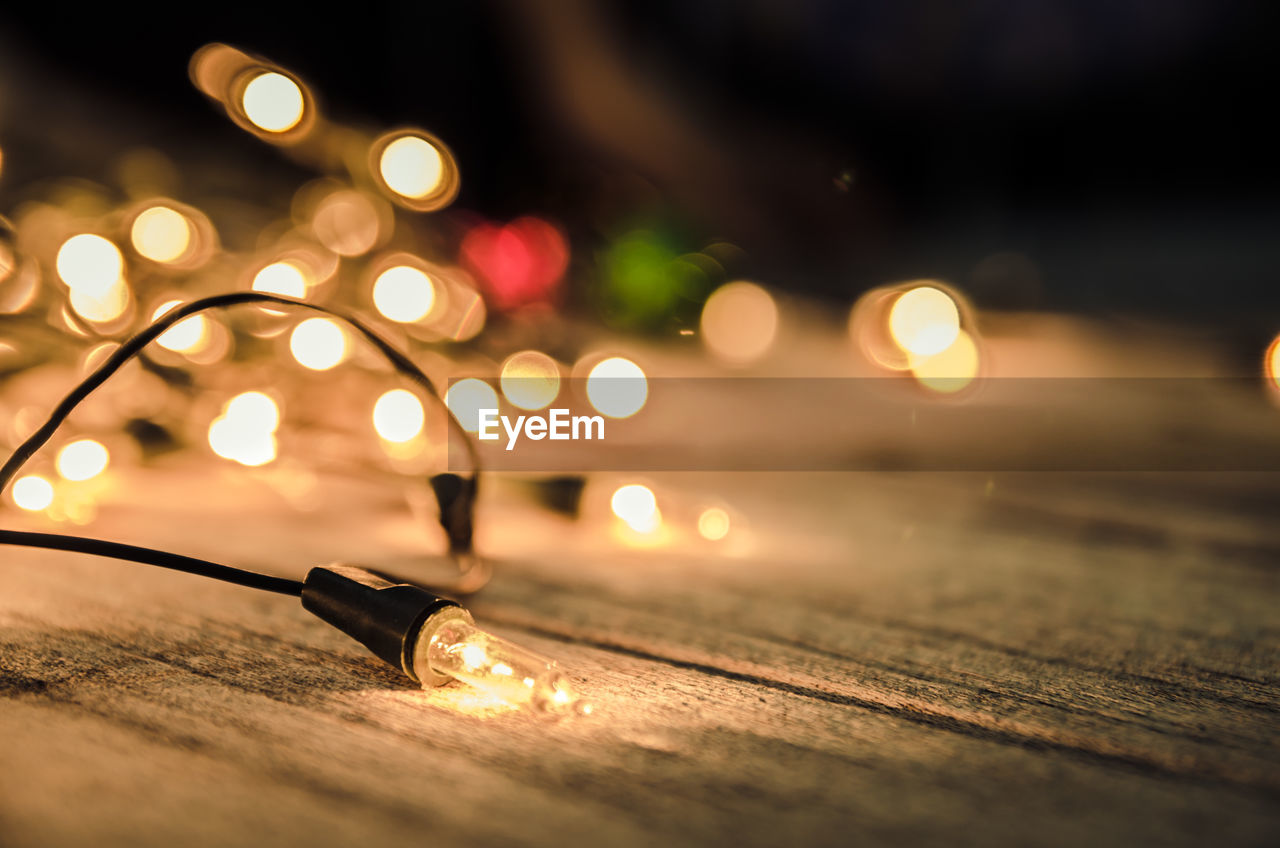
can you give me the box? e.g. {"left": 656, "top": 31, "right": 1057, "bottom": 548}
{"left": 461, "top": 217, "right": 568, "bottom": 310}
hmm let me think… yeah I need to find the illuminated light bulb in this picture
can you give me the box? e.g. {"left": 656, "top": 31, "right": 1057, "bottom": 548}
{"left": 241, "top": 71, "right": 304, "bottom": 132}
{"left": 225, "top": 391, "right": 281, "bottom": 433}
{"left": 500, "top": 351, "right": 560, "bottom": 411}
{"left": 586, "top": 357, "right": 648, "bottom": 419}
{"left": 611, "top": 484, "right": 659, "bottom": 533}
{"left": 208, "top": 417, "right": 277, "bottom": 467}
{"left": 445, "top": 378, "right": 499, "bottom": 433}
{"left": 289, "top": 318, "right": 347, "bottom": 370}
{"left": 55, "top": 439, "right": 109, "bottom": 482}
{"left": 379, "top": 135, "right": 444, "bottom": 199}
{"left": 888, "top": 286, "right": 960, "bottom": 356}
{"left": 1266, "top": 334, "right": 1280, "bottom": 391}
{"left": 700, "top": 281, "right": 779, "bottom": 365}
{"left": 372, "top": 389, "right": 424, "bottom": 443}
{"left": 415, "top": 610, "right": 585, "bottom": 716}
{"left": 302, "top": 566, "right": 587, "bottom": 717}
{"left": 252, "top": 261, "right": 308, "bottom": 298}
{"left": 909, "top": 329, "right": 979, "bottom": 394}
{"left": 131, "top": 206, "right": 192, "bottom": 263}
{"left": 69, "top": 278, "right": 130, "bottom": 324}
{"left": 56, "top": 234, "right": 123, "bottom": 298}
{"left": 372, "top": 265, "right": 435, "bottom": 323}
{"left": 697, "top": 507, "right": 731, "bottom": 541}
{"left": 13, "top": 475, "right": 55, "bottom": 511}
{"left": 151, "top": 300, "right": 210, "bottom": 353}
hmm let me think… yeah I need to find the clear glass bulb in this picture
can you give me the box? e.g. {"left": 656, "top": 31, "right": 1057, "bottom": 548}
{"left": 413, "top": 608, "right": 585, "bottom": 716}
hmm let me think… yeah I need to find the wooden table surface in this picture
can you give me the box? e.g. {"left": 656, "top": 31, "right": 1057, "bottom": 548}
{"left": 2, "top": 458, "right": 1277, "bottom": 847}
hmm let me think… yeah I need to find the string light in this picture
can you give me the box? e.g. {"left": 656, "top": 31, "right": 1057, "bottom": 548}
{"left": 12, "top": 475, "right": 54, "bottom": 511}
{"left": 289, "top": 317, "right": 347, "bottom": 370}
{"left": 253, "top": 260, "right": 308, "bottom": 298}
{"left": 611, "top": 484, "right": 660, "bottom": 533}
{"left": 370, "top": 129, "right": 460, "bottom": 211}
{"left": 445, "top": 378, "right": 500, "bottom": 433}
{"left": 372, "top": 265, "right": 436, "bottom": 323}
{"left": 888, "top": 285, "right": 960, "bottom": 356}
{"left": 241, "top": 71, "right": 305, "bottom": 133}
{"left": 500, "top": 351, "right": 560, "bottom": 411}
{"left": 697, "top": 507, "right": 731, "bottom": 541}
{"left": 55, "top": 439, "right": 109, "bottom": 482}
{"left": 56, "top": 234, "right": 123, "bottom": 298}
{"left": 909, "top": 329, "right": 980, "bottom": 394}
{"left": 418, "top": 608, "right": 584, "bottom": 715}
{"left": 152, "top": 301, "right": 211, "bottom": 353}
{"left": 208, "top": 391, "right": 280, "bottom": 467}
{"left": 225, "top": 391, "right": 281, "bottom": 432}
{"left": 131, "top": 206, "right": 193, "bottom": 263}
{"left": 372, "top": 389, "right": 425, "bottom": 443}
{"left": 0, "top": 44, "right": 615, "bottom": 717}
{"left": 586, "top": 356, "right": 648, "bottom": 418}
{"left": 69, "top": 279, "right": 131, "bottom": 325}
{"left": 700, "top": 281, "right": 778, "bottom": 365}
{"left": 380, "top": 136, "right": 443, "bottom": 199}
{"left": 1266, "top": 333, "right": 1280, "bottom": 391}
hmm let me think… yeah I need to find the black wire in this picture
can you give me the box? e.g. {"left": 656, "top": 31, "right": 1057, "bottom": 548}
{"left": 0, "top": 291, "right": 480, "bottom": 596}
{"left": 0, "top": 529, "right": 304, "bottom": 596}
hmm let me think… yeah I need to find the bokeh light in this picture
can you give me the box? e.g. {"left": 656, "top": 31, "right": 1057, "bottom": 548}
{"left": 208, "top": 418, "right": 276, "bottom": 466}
{"left": 152, "top": 300, "right": 210, "bottom": 353}
{"left": 56, "top": 439, "right": 109, "bottom": 482}
{"left": 500, "top": 351, "right": 561, "bottom": 411}
{"left": 131, "top": 206, "right": 192, "bottom": 263}
{"left": 611, "top": 484, "right": 659, "bottom": 533}
{"left": 888, "top": 286, "right": 960, "bottom": 356}
{"left": 909, "top": 329, "right": 980, "bottom": 393}
{"left": 602, "top": 231, "right": 705, "bottom": 327}
{"left": 241, "top": 71, "right": 304, "bottom": 133}
{"left": 373, "top": 389, "right": 425, "bottom": 443}
{"left": 700, "top": 281, "right": 778, "bottom": 365}
{"left": 69, "top": 279, "right": 130, "bottom": 324}
{"left": 225, "top": 391, "right": 281, "bottom": 432}
{"left": 379, "top": 135, "right": 443, "bottom": 199}
{"left": 289, "top": 318, "right": 347, "bottom": 370}
{"left": 461, "top": 218, "right": 568, "bottom": 310}
{"left": 312, "top": 190, "right": 381, "bottom": 257}
{"left": 1266, "top": 334, "right": 1280, "bottom": 391}
{"left": 445, "top": 378, "right": 499, "bottom": 433}
{"left": 56, "top": 234, "right": 123, "bottom": 298}
{"left": 697, "top": 507, "right": 731, "bottom": 541}
{"left": 586, "top": 357, "right": 648, "bottom": 418}
{"left": 253, "top": 260, "right": 308, "bottom": 298}
{"left": 208, "top": 391, "right": 280, "bottom": 467}
{"left": 372, "top": 265, "right": 435, "bottom": 323}
{"left": 13, "top": 475, "right": 54, "bottom": 511}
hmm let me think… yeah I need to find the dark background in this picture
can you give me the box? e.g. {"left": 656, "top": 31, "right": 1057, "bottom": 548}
{"left": 1, "top": 0, "right": 1277, "bottom": 330}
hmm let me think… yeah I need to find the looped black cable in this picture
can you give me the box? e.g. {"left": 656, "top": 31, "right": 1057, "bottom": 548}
{"left": 0, "top": 292, "right": 484, "bottom": 595}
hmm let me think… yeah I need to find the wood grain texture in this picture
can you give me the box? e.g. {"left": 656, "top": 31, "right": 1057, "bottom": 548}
{"left": 1, "top": 461, "right": 1278, "bottom": 847}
